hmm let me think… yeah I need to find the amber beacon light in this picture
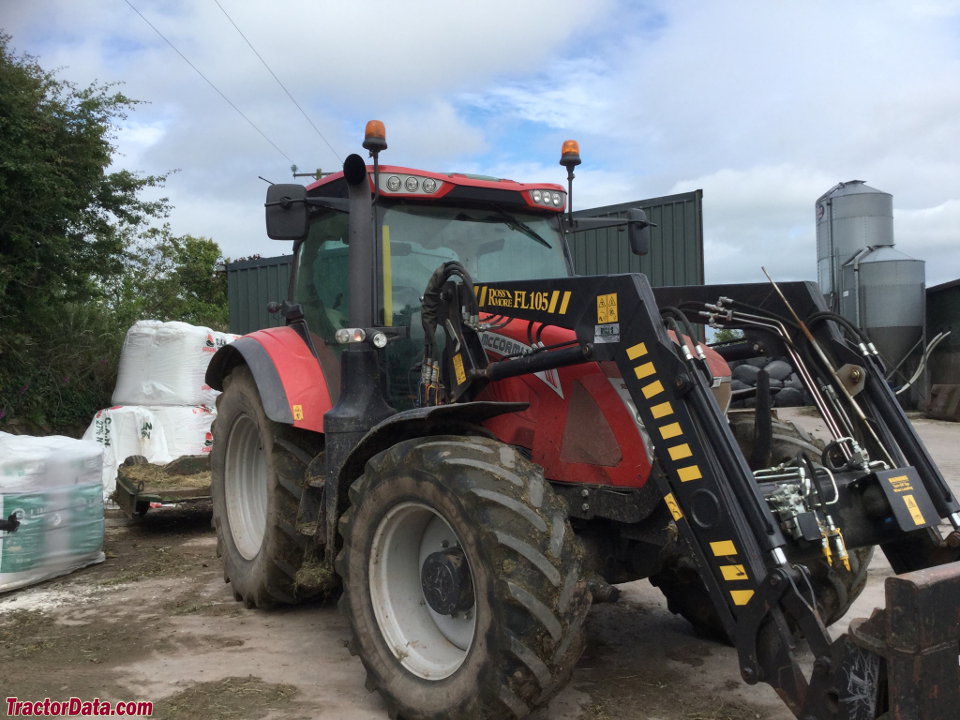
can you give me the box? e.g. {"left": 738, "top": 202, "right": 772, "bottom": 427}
{"left": 560, "top": 139, "right": 581, "bottom": 168}
{"left": 363, "top": 120, "right": 387, "bottom": 153}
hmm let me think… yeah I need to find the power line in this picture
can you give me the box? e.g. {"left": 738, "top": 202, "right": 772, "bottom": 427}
{"left": 124, "top": 0, "right": 295, "bottom": 165}
{"left": 213, "top": 0, "right": 341, "bottom": 164}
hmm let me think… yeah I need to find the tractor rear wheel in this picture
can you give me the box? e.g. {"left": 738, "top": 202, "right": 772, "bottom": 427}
{"left": 336, "top": 436, "right": 590, "bottom": 720}
{"left": 651, "top": 414, "right": 873, "bottom": 641}
{"left": 211, "top": 365, "right": 323, "bottom": 608}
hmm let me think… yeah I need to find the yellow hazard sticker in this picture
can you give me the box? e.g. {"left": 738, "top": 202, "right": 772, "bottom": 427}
{"left": 597, "top": 293, "right": 619, "bottom": 323}
{"left": 888, "top": 475, "right": 914, "bottom": 493}
{"left": 453, "top": 353, "right": 466, "bottom": 385}
{"left": 902, "top": 494, "right": 926, "bottom": 526}
{"left": 292, "top": 404, "right": 304, "bottom": 421}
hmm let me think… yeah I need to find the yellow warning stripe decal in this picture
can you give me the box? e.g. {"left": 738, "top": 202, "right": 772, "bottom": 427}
{"left": 634, "top": 362, "right": 656, "bottom": 380}
{"left": 659, "top": 422, "right": 683, "bottom": 440}
{"left": 677, "top": 465, "right": 702, "bottom": 482}
{"left": 710, "top": 540, "right": 737, "bottom": 557}
{"left": 650, "top": 401, "right": 673, "bottom": 419}
{"left": 668, "top": 443, "right": 692, "bottom": 461}
{"left": 720, "top": 564, "right": 747, "bottom": 581}
{"left": 664, "top": 493, "right": 683, "bottom": 521}
{"left": 547, "top": 290, "right": 560, "bottom": 314}
{"left": 641, "top": 380, "right": 664, "bottom": 399}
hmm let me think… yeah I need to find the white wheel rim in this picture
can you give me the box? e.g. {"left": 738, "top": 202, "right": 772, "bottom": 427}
{"left": 369, "top": 501, "right": 477, "bottom": 679}
{"left": 224, "top": 414, "right": 267, "bottom": 560}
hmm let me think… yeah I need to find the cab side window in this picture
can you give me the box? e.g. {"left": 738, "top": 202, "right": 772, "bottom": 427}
{"left": 295, "top": 212, "right": 350, "bottom": 347}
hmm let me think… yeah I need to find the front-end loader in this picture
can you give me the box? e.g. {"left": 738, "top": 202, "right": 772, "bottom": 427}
{"left": 205, "top": 121, "right": 960, "bottom": 719}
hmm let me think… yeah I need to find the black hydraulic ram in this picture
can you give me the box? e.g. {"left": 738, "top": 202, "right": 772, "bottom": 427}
{"left": 475, "top": 343, "right": 593, "bottom": 381}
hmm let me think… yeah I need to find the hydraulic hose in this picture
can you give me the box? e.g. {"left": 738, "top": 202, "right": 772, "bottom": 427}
{"left": 895, "top": 330, "right": 950, "bottom": 396}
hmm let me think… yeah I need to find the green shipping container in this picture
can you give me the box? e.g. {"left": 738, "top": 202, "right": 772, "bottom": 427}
{"left": 227, "top": 255, "right": 292, "bottom": 334}
{"left": 569, "top": 191, "right": 704, "bottom": 286}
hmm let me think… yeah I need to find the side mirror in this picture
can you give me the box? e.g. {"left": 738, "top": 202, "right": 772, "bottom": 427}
{"left": 627, "top": 208, "right": 651, "bottom": 256}
{"left": 265, "top": 184, "right": 308, "bottom": 240}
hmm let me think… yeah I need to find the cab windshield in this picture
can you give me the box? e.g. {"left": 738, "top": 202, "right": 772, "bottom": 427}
{"left": 380, "top": 202, "right": 570, "bottom": 290}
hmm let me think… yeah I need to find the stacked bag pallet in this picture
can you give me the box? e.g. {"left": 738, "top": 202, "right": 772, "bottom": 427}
{"left": 83, "top": 320, "right": 238, "bottom": 498}
{"left": 0, "top": 433, "right": 105, "bottom": 592}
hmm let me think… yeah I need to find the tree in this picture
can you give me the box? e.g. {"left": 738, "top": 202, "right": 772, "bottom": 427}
{"left": 119, "top": 229, "right": 230, "bottom": 331}
{"left": 0, "top": 34, "right": 168, "bottom": 321}
{"left": 711, "top": 327, "right": 745, "bottom": 344}
{"left": 0, "top": 35, "right": 171, "bottom": 434}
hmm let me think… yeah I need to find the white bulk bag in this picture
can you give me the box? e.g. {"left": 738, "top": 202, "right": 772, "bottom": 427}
{"left": 0, "top": 432, "right": 105, "bottom": 593}
{"left": 111, "top": 320, "right": 237, "bottom": 407}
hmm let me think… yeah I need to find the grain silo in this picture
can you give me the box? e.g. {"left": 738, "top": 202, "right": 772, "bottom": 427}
{"left": 815, "top": 180, "right": 925, "bottom": 367}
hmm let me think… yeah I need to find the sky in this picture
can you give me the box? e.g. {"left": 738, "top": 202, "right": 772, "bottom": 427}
{"left": 5, "top": 0, "right": 960, "bottom": 287}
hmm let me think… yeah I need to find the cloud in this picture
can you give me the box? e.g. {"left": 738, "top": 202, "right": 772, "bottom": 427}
{"left": 5, "top": 0, "right": 960, "bottom": 296}
{"left": 897, "top": 200, "right": 960, "bottom": 287}
{"left": 666, "top": 164, "right": 836, "bottom": 284}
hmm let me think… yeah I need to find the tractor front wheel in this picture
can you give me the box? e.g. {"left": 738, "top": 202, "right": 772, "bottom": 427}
{"left": 336, "top": 436, "right": 589, "bottom": 720}
{"left": 211, "top": 365, "right": 323, "bottom": 608}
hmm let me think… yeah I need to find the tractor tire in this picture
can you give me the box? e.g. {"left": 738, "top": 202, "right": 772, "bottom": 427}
{"left": 651, "top": 413, "right": 873, "bottom": 641}
{"left": 211, "top": 365, "right": 322, "bottom": 609}
{"left": 336, "top": 436, "right": 590, "bottom": 720}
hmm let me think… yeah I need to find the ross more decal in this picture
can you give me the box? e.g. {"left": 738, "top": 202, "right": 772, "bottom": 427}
{"left": 6, "top": 697, "right": 153, "bottom": 717}
{"left": 478, "top": 286, "right": 572, "bottom": 314}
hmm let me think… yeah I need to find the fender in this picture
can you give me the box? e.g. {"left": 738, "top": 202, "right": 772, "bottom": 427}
{"left": 321, "top": 400, "right": 528, "bottom": 564}
{"left": 337, "top": 401, "right": 529, "bottom": 487}
{"left": 205, "top": 326, "right": 333, "bottom": 433}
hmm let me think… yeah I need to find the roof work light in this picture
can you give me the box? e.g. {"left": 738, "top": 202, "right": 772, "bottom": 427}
{"left": 363, "top": 120, "right": 387, "bottom": 154}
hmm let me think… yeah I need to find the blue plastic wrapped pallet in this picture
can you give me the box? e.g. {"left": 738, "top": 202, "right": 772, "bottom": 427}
{"left": 0, "top": 432, "right": 106, "bottom": 593}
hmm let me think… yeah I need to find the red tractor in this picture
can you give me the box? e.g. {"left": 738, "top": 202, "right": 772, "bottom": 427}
{"left": 206, "top": 121, "right": 960, "bottom": 719}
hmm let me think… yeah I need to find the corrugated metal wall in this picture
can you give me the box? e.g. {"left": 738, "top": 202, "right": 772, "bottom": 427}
{"left": 228, "top": 191, "right": 705, "bottom": 333}
{"left": 227, "top": 255, "right": 291, "bottom": 334}
{"left": 570, "top": 190, "right": 704, "bottom": 286}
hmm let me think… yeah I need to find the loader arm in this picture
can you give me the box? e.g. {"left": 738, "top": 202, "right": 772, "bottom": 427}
{"left": 441, "top": 272, "right": 960, "bottom": 719}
